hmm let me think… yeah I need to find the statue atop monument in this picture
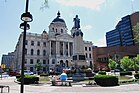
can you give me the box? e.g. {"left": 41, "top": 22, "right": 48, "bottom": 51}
{"left": 73, "top": 15, "right": 80, "bottom": 29}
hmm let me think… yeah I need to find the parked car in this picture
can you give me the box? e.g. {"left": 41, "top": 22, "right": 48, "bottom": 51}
{"left": 9, "top": 71, "right": 20, "bottom": 76}
{"left": 24, "top": 70, "right": 34, "bottom": 75}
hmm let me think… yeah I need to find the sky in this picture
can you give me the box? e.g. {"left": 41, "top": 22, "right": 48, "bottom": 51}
{"left": 0, "top": 0, "right": 139, "bottom": 64}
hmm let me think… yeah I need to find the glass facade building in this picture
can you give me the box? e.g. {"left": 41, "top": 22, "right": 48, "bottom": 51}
{"left": 106, "top": 12, "right": 139, "bottom": 47}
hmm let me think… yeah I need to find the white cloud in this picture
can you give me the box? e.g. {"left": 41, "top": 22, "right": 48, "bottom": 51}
{"left": 82, "top": 25, "right": 93, "bottom": 30}
{"left": 95, "top": 36, "right": 106, "bottom": 47}
{"left": 53, "top": 0, "right": 106, "bottom": 10}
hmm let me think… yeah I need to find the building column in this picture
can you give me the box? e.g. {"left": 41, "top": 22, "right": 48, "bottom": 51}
{"left": 63, "top": 42, "right": 66, "bottom": 57}
{"left": 49, "top": 41, "right": 51, "bottom": 57}
{"left": 68, "top": 42, "right": 70, "bottom": 57}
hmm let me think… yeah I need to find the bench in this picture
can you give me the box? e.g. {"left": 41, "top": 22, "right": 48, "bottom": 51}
{"left": 51, "top": 80, "right": 73, "bottom": 86}
{"left": 0, "top": 85, "right": 10, "bottom": 93}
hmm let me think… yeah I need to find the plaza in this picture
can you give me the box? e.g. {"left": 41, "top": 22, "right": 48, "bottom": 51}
{"left": 1, "top": 77, "right": 139, "bottom": 93}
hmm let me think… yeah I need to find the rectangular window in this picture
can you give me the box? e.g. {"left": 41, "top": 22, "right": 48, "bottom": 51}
{"left": 85, "top": 47, "right": 87, "bottom": 51}
{"left": 25, "top": 40, "right": 28, "bottom": 45}
{"left": 37, "top": 59, "right": 40, "bottom": 63}
{"left": 43, "top": 60, "right": 46, "bottom": 64}
{"left": 25, "top": 59, "right": 27, "bottom": 64}
{"left": 89, "top": 53, "right": 92, "bottom": 58}
{"left": 31, "top": 41, "right": 34, "bottom": 46}
{"left": 89, "top": 47, "right": 91, "bottom": 51}
{"left": 43, "top": 42, "right": 46, "bottom": 47}
{"left": 37, "top": 41, "right": 40, "bottom": 46}
{"left": 30, "top": 67, "right": 33, "bottom": 72}
{"left": 30, "top": 59, "right": 33, "bottom": 64}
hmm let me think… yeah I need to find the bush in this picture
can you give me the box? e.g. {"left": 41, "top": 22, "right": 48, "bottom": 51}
{"left": 98, "top": 71, "right": 106, "bottom": 75}
{"left": 17, "top": 75, "right": 39, "bottom": 84}
{"left": 120, "top": 71, "right": 132, "bottom": 76}
{"left": 40, "top": 74, "right": 49, "bottom": 77}
{"left": 94, "top": 75, "right": 118, "bottom": 86}
{"left": 134, "top": 73, "right": 139, "bottom": 79}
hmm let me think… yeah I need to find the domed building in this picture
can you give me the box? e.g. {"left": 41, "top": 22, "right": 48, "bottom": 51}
{"left": 14, "top": 12, "right": 93, "bottom": 73}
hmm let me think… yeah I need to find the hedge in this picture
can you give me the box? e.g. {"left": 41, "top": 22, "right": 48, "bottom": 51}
{"left": 94, "top": 75, "right": 118, "bottom": 86}
{"left": 98, "top": 71, "right": 106, "bottom": 75}
{"left": 134, "top": 73, "right": 139, "bottom": 79}
{"left": 120, "top": 71, "right": 132, "bottom": 76}
{"left": 17, "top": 75, "right": 39, "bottom": 84}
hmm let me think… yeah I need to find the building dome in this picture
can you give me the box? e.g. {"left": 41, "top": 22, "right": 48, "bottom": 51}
{"left": 52, "top": 11, "right": 65, "bottom": 23}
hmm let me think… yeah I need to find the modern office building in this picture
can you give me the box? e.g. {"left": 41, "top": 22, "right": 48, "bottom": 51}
{"left": 106, "top": 12, "right": 139, "bottom": 47}
{"left": 14, "top": 12, "right": 93, "bottom": 73}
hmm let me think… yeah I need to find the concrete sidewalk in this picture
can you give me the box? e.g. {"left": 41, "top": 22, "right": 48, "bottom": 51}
{"left": 1, "top": 77, "right": 139, "bottom": 93}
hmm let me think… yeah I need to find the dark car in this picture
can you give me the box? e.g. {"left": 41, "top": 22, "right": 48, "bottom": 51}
{"left": 9, "top": 71, "right": 20, "bottom": 76}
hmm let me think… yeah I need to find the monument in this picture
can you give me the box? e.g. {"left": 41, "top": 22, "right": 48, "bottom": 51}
{"left": 71, "top": 15, "right": 87, "bottom": 81}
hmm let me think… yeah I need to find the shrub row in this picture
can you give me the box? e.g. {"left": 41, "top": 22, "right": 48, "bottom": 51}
{"left": 16, "top": 75, "right": 39, "bottom": 84}
{"left": 120, "top": 71, "right": 132, "bottom": 76}
{"left": 94, "top": 75, "right": 118, "bottom": 86}
{"left": 98, "top": 71, "right": 106, "bottom": 75}
{"left": 134, "top": 73, "right": 139, "bottom": 79}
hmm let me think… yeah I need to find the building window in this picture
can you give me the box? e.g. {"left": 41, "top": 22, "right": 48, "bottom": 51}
{"left": 52, "top": 59, "right": 55, "bottom": 64}
{"left": 43, "top": 60, "right": 46, "bottom": 64}
{"left": 43, "top": 67, "right": 46, "bottom": 72}
{"left": 48, "top": 59, "right": 49, "bottom": 64}
{"left": 56, "top": 29, "right": 57, "bottom": 32}
{"left": 30, "top": 67, "right": 33, "bottom": 72}
{"left": 89, "top": 53, "right": 92, "bottom": 58}
{"left": 85, "top": 47, "right": 87, "bottom": 51}
{"left": 52, "top": 28, "right": 54, "bottom": 31}
{"left": 25, "top": 40, "right": 28, "bottom": 45}
{"left": 37, "top": 49, "right": 40, "bottom": 56}
{"left": 31, "top": 41, "right": 34, "bottom": 46}
{"left": 43, "top": 50, "right": 46, "bottom": 56}
{"left": 31, "top": 49, "right": 34, "bottom": 55}
{"left": 61, "top": 29, "right": 63, "bottom": 33}
{"left": 86, "top": 53, "right": 88, "bottom": 58}
{"left": 37, "top": 41, "right": 40, "bottom": 46}
{"left": 30, "top": 59, "right": 33, "bottom": 64}
{"left": 25, "top": 59, "right": 27, "bottom": 64}
{"left": 25, "top": 48, "right": 27, "bottom": 55}
{"left": 43, "top": 42, "right": 46, "bottom": 47}
{"left": 89, "top": 47, "right": 91, "bottom": 51}
{"left": 37, "top": 59, "right": 40, "bottom": 63}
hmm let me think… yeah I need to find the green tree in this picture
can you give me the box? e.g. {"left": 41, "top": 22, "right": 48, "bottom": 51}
{"left": 132, "top": 55, "right": 139, "bottom": 73}
{"left": 35, "top": 61, "right": 42, "bottom": 74}
{"left": 133, "top": 22, "right": 139, "bottom": 43}
{"left": 120, "top": 56, "right": 134, "bottom": 71}
{"left": 108, "top": 59, "right": 118, "bottom": 70}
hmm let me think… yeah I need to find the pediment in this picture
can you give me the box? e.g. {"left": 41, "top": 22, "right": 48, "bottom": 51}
{"left": 56, "top": 33, "right": 73, "bottom": 40}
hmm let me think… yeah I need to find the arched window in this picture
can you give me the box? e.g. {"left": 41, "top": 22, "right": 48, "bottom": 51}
{"left": 31, "top": 49, "right": 34, "bottom": 55}
{"left": 43, "top": 50, "right": 46, "bottom": 56}
{"left": 52, "top": 59, "right": 55, "bottom": 64}
{"left": 37, "top": 49, "right": 40, "bottom": 55}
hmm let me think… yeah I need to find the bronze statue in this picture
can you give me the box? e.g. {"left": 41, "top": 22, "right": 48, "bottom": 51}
{"left": 73, "top": 15, "right": 80, "bottom": 29}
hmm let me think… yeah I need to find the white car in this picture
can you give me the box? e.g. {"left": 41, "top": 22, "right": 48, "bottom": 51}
{"left": 24, "top": 70, "right": 34, "bottom": 75}
{"left": 20, "top": 70, "right": 34, "bottom": 75}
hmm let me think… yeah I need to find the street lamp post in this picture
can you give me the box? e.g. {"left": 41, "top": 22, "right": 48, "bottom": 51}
{"left": 20, "top": 0, "right": 33, "bottom": 93}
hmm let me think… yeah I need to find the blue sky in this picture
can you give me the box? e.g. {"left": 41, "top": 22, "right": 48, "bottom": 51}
{"left": 0, "top": 0, "right": 139, "bottom": 63}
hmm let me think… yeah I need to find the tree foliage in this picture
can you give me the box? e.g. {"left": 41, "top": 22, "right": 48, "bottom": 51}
{"left": 132, "top": 55, "right": 139, "bottom": 71}
{"left": 120, "top": 56, "right": 134, "bottom": 71}
{"left": 108, "top": 59, "right": 118, "bottom": 70}
{"left": 133, "top": 22, "right": 139, "bottom": 43}
{"left": 35, "top": 61, "right": 42, "bottom": 72}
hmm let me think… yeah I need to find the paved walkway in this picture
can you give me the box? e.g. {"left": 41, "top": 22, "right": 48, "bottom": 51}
{"left": 1, "top": 77, "right": 139, "bottom": 93}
